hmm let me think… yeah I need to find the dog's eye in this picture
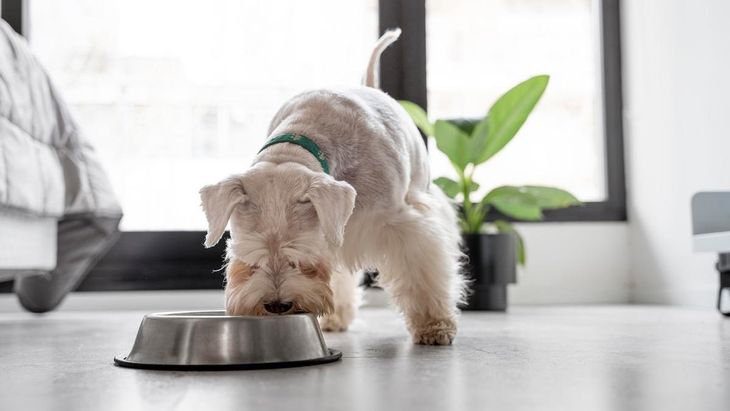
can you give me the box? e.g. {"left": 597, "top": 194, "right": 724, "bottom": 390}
{"left": 298, "top": 197, "right": 311, "bottom": 204}
{"left": 288, "top": 262, "right": 297, "bottom": 269}
{"left": 251, "top": 264, "right": 260, "bottom": 270}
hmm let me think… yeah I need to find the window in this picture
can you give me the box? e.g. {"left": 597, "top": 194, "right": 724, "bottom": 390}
{"left": 427, "top": 0, "right": 606, "bottom": 202}
{"left": 28, "top": 0, "right": 378, "bottom": 231}
{"left": 1, "top": 0, "right": 624, "bottom": 291}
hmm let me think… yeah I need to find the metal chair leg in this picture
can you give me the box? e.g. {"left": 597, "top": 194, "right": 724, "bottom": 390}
{"left": 716, "top": 253, "right": 730, "bottom": 316}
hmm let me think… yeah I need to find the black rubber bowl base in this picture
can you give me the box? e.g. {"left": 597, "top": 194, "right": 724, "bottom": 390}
{"left": 114, "top": 349, "right": 342, "bottom": 371}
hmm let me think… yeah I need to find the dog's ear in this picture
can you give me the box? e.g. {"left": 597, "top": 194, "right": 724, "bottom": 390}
{"left": 199, "top": 175, "right": 247, "bottom": 248}
{"left": 304, "top": 175, "right": 356, "bottom": 248}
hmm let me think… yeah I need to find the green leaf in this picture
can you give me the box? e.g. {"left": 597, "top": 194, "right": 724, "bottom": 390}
{"left": 482, "top": 186, "right": 543, "bottom": 221}
{"left": 519, "top": 186, "right": 581, "bottom": 209}
{"left": 477, "top": 75, "right": 550, "bottom": 163}
{"left": 399, "top": 100, "right": 434, "bottom": 136}
{"left": 433, "top": 177, "right": 479, "bottom": 201}
{"left": 434, "top": 120, "right": 471, "bottom": 171}
{"left": 449, "top": 118, "right": 479, "bottom": 136}
{"left": 493, "top": 220, "right": 526, "bottom": 265}
{"left": 468, "top": 115, "right": 490, "bottom": 165}
{"left": 433, "top": 177, "right": 460, "bottom": 199}
{"left": 450, "top": 119, "right": 489, "bottom": 166}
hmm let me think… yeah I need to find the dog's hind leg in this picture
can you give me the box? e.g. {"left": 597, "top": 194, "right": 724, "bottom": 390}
{"left": 376, "top": 190, "right": 466, "bottom": 345}
{"left": 319, "top": 269, "right": 361, "bottom": 332}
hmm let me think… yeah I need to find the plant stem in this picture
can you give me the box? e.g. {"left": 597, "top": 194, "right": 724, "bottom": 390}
{"left": 454, "top": 167, "right": 469, "bottom": 232}
{"left": 460, "top": 167, "right": 479, "bottom": 233}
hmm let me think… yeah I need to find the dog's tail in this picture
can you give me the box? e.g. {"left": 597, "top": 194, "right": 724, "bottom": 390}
{"left": 363, "top": 28, "right": 401, "bottom": 89}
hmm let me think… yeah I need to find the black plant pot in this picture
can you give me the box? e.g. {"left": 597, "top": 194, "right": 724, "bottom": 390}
{"left": 460, "top": 233, "right": 517, "bottom": 311}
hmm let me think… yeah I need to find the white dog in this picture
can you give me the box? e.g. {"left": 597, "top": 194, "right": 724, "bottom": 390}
{"left": 200, "top": 29, "right": 466, "bottom": 345}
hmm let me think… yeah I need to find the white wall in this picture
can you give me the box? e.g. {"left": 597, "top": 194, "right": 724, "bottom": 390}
{"left": 511, "top": 222, "right": 629, "bottom": 304}
{"left": 622, "top": 0, "right": 730, "bottom": 306}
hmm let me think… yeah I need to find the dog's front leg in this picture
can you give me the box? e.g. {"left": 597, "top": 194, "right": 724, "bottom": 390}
{"left": 319, "top": 269, "right": 360, "bottom": 332}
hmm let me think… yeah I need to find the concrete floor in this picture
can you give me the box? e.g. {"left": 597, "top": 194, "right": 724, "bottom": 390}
{"left": 1, "top": 305, "right": 729, "bottom": 411}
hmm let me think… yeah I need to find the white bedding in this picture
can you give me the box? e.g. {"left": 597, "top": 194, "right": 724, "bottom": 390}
{"left": 0, "top": 21, "right": 122, "bottom": 311}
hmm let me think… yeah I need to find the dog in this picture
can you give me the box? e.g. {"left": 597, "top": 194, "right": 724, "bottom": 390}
{"left": 199, "top": 29, "right": 466, "bottom": 345}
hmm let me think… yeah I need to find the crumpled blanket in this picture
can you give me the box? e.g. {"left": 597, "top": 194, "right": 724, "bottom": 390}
{"left": 0, "top": 20, "right": 122, "bottom": 312}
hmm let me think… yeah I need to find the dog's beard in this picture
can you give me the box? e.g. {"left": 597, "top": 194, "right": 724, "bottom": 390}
{"left": 225, "top": 224, "right": 334, "bottom": 315}
{"left": 225, "top": 270, "right": 334, "bottom": 316}
{"left": 224, "top": 232, "right": 334, "bottom": 316}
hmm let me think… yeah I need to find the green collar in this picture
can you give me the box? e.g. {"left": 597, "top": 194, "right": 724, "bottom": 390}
{"left": 258, "top": 133, "right": 330, "bottom": 174}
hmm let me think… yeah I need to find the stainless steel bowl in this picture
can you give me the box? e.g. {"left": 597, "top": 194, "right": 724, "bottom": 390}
{"left": 114, "top": 311, "right": 341, "bottom": 370}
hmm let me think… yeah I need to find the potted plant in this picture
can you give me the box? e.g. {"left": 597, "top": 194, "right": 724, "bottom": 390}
{"left": 400, "top": 75, "right": 581, "bottom": 311}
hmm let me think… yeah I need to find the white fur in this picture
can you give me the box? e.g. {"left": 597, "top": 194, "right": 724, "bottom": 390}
{"left": 200, "top": 29, "right": 466, "bottom": 345}
{"left": 363, "top": 28, "right": 401, "bottom": 88}
{"left": 319, "top": 269, "right": 362, "bottom": 332}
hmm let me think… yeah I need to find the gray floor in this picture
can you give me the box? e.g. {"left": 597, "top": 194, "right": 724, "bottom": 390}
{"left": 1, "top": 305, "right": 729, "bottom": 411}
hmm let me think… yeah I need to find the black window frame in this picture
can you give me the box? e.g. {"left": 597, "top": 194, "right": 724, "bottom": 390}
{"left": 1, "top": 0, "right": 625, "bottom": 293}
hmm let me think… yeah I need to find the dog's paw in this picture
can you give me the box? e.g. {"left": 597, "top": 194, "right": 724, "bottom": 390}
{"left": 411, "top": 319, "right": 456, "bottom": 345}
{"left": 319, "top": 305, "right": 355, "bottom": 332}
{"left": 319, "top": 316, "right": 348, "bottom": 332}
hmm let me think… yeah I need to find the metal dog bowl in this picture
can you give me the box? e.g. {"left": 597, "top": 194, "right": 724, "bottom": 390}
{"left": 114, "top": 311, "right": 341, "bottom": 370}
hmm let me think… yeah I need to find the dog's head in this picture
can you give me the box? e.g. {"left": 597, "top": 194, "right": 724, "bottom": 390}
{"left": 199, "top": 162, "right": 356, "bottom": 316}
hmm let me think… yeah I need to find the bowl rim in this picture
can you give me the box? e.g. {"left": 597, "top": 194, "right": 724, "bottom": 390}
{"left": 145, "top": 310, "right": 316, "bottom": 320}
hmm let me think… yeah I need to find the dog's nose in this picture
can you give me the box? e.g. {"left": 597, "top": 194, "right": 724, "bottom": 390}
{"left": 263, "top": 301, "right": 294, "bottom": 314}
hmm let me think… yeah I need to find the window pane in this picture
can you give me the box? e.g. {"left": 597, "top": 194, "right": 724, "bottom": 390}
{"left": 427, "top": 0, "right": 605, "bottom": 202}
{"left": 30, "top": 0, "right": 378, "bottom": 230}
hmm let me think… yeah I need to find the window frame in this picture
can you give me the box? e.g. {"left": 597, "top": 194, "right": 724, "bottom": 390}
{"left": 0, "top": 0, "right": 625, "bottom": 293}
